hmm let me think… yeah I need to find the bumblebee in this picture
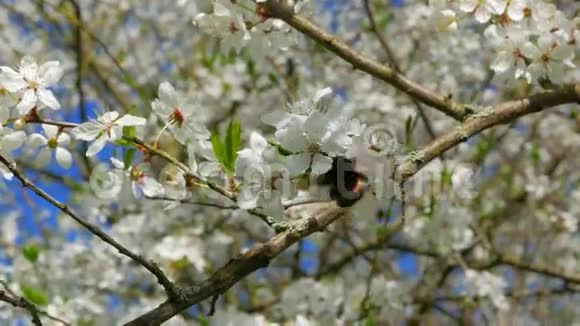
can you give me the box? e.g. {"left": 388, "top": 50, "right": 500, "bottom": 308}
{"left": 317, "top": 156, "right": 369, "bottom": 207}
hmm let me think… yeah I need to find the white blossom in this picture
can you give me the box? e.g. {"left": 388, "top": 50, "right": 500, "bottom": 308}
{"left": 110, "top": 158, "right": 165, "bottom": 198}
{"left": 236, "top": 132, "right": 287, "bottom": 218}
{"left": 71, "top": 112, "right": 146, "bottom": 157}
{"left": 153, "top": 234, "right": 206, "bottom": 272}
{"left": 0, "top": 56, "right": 63, "bottom": 114}
{"left": 459, "top": 0, "right": 506, "bottom": 23}
{"left": 465, "top": 269, "right": 510, "bottom": 310}
{"left": 485, "top": 25, "right": 529, "bottom": 80}
{"left": 521, "top": 35, "right": 575, "bottom": 84}
{"left": 27, "top": 124, "right": 72, "bottom": 169}
{"left": 151, "top": 81, "right": 210, "bottom": 145}
{"left": 265, "top": 88, "right": 351, "bottom": 177}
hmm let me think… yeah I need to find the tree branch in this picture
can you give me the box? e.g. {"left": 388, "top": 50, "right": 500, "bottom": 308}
{"left": 0, "top": 155, "right": 181, "bottom": 301}
{"left": 0, "top": 284, "right": 42, "bottom": 326}
{"left": 361, "top": 0, "right": 438, "bottom": 140}
{"left": 498, "top": 253, "right": 580, "bottom": 284}
{"left": 125, "top": 205, "right": 379, "bottom": 325}
{"left": 395, "top": 84, "right": 580, "bottom": 183}
{"left": 263, "top": 1, "right": 466, "bottom": 120}
{"left": 0, "top": 281, "right": 70, "bottom": 326}
{"left": 67, "top": 0, "right": 92, "bottom": 176}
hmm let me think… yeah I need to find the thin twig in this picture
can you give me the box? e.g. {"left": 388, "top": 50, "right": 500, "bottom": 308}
{"left": 0, "top": 281, "right": 70, "bottom": 326}
{"left": 67, "top": 0, "right": 92, "bottom": 176}
{"left": 362, "top": 0, "right": 437, "bottom": 140}
{"left": 146, "top": 195, "right": 238, "bottom": 210}
{"left": 263, "top": 1, "right": 466, "bottom": 120}
{"left": 0, "top": 155, "right": 182, "bottom": 301}
{"left": 394, "top": 84, "right": 580, "bottom": 183}
{"left": 125, "top": 204, "right": 347, "bottom": 325}
{"left": 207, "top": 294, "right": 219, "bottom": 316}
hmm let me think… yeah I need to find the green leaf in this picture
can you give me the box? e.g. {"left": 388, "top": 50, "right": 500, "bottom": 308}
{"left": 441, "top": 165, "right": 452, "bottom": 188}
{"left": 225, "top": 120, "right": 242, "bottom": 173}
{"left": 22, "top": 244, "right": 41, "bottom": 263}
{"left": 128, "top": 104, "right": 138, "bottom": 115}
{"left": 378, "top": 13, "right": 395, "bottom": 28}
{"left": 171, "top": 257, "right": 191, "bottom": 270}
{"left": 268, "top": 73, "right": 279, "bottom": 85}
{"left": 267, "top": 140, "right": 293, "bottom": 156}
{"left": 530, "top": 143, "right": 541, "bottom": 165}
{"left": 114, "top": 138, "right": 132, "bottom": 147}
{"left": 118, "top": 51, "right": 127, "bottom": 64}
{"left": 122, "top": 126, "right": 137, "bottom": 138}
{"left": 199, "top": 316, "right": 210, "bottom": 326}
{"left": 124, "top": 73, "right": 137, "bottom": 89}
{"left": 21, "top": 284, "right": 50, "bottom": 306}
{"left": 124, "top": 148, "right": 137, "bottom": 170}
{"left": 364, "top": 310, "right": 375, "bottom": 326}
{"left": 211, "top": 130, "right": 227, "bottom": 170}
{"left": 246, "top": 59, "right": 257, "bottom": 80}
{"left": 375, "top": 225, "right": 390, "bottom": 240}
{"left": 211, "top": 120, "right": 243, "bottom": 174}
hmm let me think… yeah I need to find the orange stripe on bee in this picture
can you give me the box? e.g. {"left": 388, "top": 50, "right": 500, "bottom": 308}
{"left": 352, "top": 177, "right": 367, "bottom": 194}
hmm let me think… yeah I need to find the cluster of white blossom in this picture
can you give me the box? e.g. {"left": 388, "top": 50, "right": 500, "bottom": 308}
{"left": 430, "top": 0, "right": 578, "bottom": 85}
{"left": 194, "top": 0, "right": 297, "bottom": 62}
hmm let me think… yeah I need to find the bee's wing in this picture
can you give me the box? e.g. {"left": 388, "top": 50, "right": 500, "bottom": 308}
{"left": 351, "top": 136, "right": 397, "bottom": 201}
{"left": 349, "top": 136, "right": 383, "bottom": 179}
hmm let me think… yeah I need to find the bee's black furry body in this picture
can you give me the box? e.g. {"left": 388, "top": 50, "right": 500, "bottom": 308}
{"left": 317, "top": 156, "right": 368, "bottom": 207}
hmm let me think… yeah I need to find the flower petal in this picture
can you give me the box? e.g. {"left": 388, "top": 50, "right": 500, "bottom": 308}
{"left": 276, "top": 120, "right": 308, "bottom": 152}
{"left": 42, "top": 124, "right": 58, "bottom": 138}
{"left": 198, "top": 161, "right": 222, "bottom": 177}
{"left": 285, "top": 152, "right": 311, "bottom": 177}
{"left": 249, "top": 131, "right": 268, "bottom": 153}
{"left": 55, "top": 147, "right": 72, "bottom": 169}
{"left": 237, "top": 184, "right": 260, "bottom": 210}
{"left": 57, "top": 132, "right": 71, "bottom": 146}
{"left": 312, "top": 87, "right": 332, "bottom": 104}
{"left": 37, "top": 88, "right": 60, "bottom": 110}
{"left": 551, "top": 44, "right": 573, "bottom": 61}
{"left": 17, "top": 89, "right": 37, "bottom": 115}
{"left": 491, "top": 51, "right": 513, "bottom": 73}
{"left": 111, "top": 157, "right": 125, "bottom": 169}
{"left": 521, "top": 42, "right": 541, "bottom": 60}
{"left": 474, "top": 5, "right": 491, "bottom": 23}
{"left": 39, "top": 61, "right": 63, "bottom": 85}
{"left": 151, "top": 99, "right": 172, "bottom": 120}
{"left": 72, "top": 121, "right": 103, "bottom": 141}
{"left": 100, "top": 111, "right": 119, "bottom": 123}
{"left": 116, "top": 114, "right": 146, "bottom": 126}
{"left": 0, "top": 164, "right": 13, "bottom": 180}
{"left": 86, "top": 136, "right": 107, "bottom": 157}
{"left": 36, "top": 147, "right": 52, "bottom": 167}
{"left": 0, "top": 69, "right": 27, "bottom": 92}
{"left": 304, "top": 111, "right": 327, "bottom": 143}
{"left": 19, "top": 56, "right": 38, "bottom": 81}
{"left": 311, "top": 153, "right": 333, "bottom": 175}
{"left": 158, "top": 81, "right": 180, "bottom": 108}
{"left": 2, "top": 131, "right": 26, "bottom": 151}
{"left": 236, "top": 148, "right": 263, "bottom": 176}
{"left": 488, "top": 0, "right": 506, "bottom": 15}
{"left": 261, "top": 110, "right": 293, "bottom": 128}
{"left": 141, "top": 177, "right": 165, "bottom": 197}
{"left": 27, "top": 133, "right": 48, "bottom": 149}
